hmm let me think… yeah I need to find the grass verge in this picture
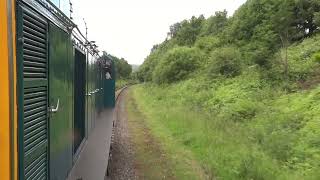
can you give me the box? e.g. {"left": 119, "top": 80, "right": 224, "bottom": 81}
{"left": 126, "top": 88, "right": 208, "bottom": 180}
{"left": 131, "top": 82, "right": 320, "bottom": 180}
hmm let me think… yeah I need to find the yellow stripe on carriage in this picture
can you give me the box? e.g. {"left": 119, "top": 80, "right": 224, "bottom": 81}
{"left": 0, "top": 0, "right": 12, "bottom": 179}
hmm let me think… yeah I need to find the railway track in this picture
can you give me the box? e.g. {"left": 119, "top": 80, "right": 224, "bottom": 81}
{"left": 106, "top": 85, "right": 130, "bottom": 179}
{"left": 116, "top": 86, "right": 130, "bottom": 101}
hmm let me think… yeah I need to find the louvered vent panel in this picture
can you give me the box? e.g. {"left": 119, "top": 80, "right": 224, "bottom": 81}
{"left": 23, "top": 86, "right": 47, "bottom": 154}
{"left": 24, "top": 152, "right": 47, "bottom": 180}
{"left": 20, "top": 7, "right": 48, "bottom": 180}
{"left": 23, "top": 10, "right": 47, "bottom": 79}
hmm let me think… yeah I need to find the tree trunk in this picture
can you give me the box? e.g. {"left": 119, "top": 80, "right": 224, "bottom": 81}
{"left": 280, "top": 30, "right": 289, "bottom": 90}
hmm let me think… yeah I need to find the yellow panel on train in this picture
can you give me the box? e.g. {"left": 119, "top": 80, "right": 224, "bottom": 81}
{"left": 1, "top": 1, "right": 12, "bottom": 180}
{"left": 0, "top": 0, "right": 17, "bottom": 180}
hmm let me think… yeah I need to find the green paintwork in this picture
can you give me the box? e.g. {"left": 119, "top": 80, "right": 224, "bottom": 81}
{"left": 86, "top": 53, "right": 94, "bottom": 134}
{"left": 16, "top": 3, "right": 49, "bottom": 180}
{"left": 16, "top": 5, "right": 25, "bottom": 180}
{"left": 85, "top": 52, "right": 89, "bottom": 138}
{"left": 103, "top": 80, "right": 115, "bottom": 107}
{"left": 95, "top": 61, "right": 104, "bottom": 112}
{"left": 103, "top": 60, "right": 116, "bottom": 108}
{"left": 49, "top": 23, "right": 73, "bottom": 180}
{"left": 90, "top": 56, "right": 96, "bottom": 128}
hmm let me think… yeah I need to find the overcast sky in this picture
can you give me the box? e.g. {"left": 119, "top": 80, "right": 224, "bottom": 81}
{"left": 72, "top": 0, "right": 246, "bottom": 65}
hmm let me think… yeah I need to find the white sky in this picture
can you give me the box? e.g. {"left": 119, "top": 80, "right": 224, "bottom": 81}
{"left": 72, "top": 0, "right": 246, "bottom": 65}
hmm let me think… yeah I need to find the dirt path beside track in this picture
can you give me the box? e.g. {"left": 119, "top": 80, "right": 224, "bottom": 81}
{"left": 107, "top": 88, "right": 176, "bottom": 180}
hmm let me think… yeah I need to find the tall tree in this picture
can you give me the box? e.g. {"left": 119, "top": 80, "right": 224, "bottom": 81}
{"left": 202, "top": 10, "right": 228, "bottom": 36}
{"left": 175, "top": 15, "right": 205, "bottom": 46}
{"left": 167, "top": 23, "right": 182, "bottom": 39}
{"left": 273, "top": 0, "right": 295, "bottom": 82}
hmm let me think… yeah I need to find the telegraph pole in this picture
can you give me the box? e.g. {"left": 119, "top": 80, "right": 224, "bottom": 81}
{"left": 69, "top": 0, "right": 73, "bottom": 20}
{"left": 83, "top": 18, "right": 88, "bottom": 40}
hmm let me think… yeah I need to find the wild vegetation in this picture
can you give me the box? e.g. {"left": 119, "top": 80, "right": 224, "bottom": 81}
{"left": 134, "top": 0, "right": 320, "bottom": 179}
{"left": 126, "top": 90, "right": 205, "bottom": 180}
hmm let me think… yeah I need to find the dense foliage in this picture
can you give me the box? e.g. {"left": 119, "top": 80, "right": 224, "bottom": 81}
{"left": 113, "top": 57, "right": 132, "bottom": 79}
{"left": 137, "top": 0, "right": 320, "bottom": 84}
{"left": 135, "top": 0, "right": 320, "bottom": 179}
{"left": 152, "top": 47, "right": 204, "bottom": 83}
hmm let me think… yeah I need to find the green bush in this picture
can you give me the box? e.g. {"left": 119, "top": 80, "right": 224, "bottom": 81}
{"left": 208, "top": 47, "right": 242, "bottom": 77}
{"left": 195, "top": 36, "right": 221, "bottom": 53}
{"left": 281, "top": 35, "right": 320, "bottom": 81}
{"left": 152, "top": 47, "right": 204, "bottom": 84}
{"left": 137, "top": 52, "right": 162, "bottom": 82}
{"left": 313, "top": 52, "right": 320, "bottom": 63}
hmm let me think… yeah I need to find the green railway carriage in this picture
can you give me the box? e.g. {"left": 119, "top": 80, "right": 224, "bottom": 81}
{"left": 0, "top": 0, "right": 116, "bottom": 179}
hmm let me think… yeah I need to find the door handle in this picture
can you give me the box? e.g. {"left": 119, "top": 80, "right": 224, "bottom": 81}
{"left": 50, "top": 99, "right": 60, "bottom": 113}
{"left": 91, "top": 90, "right": 98, "bottom": 95}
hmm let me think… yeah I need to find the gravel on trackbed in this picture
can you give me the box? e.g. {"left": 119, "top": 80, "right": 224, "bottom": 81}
{"left": 107, "top": 89, "right": 140, "bottom": 180}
